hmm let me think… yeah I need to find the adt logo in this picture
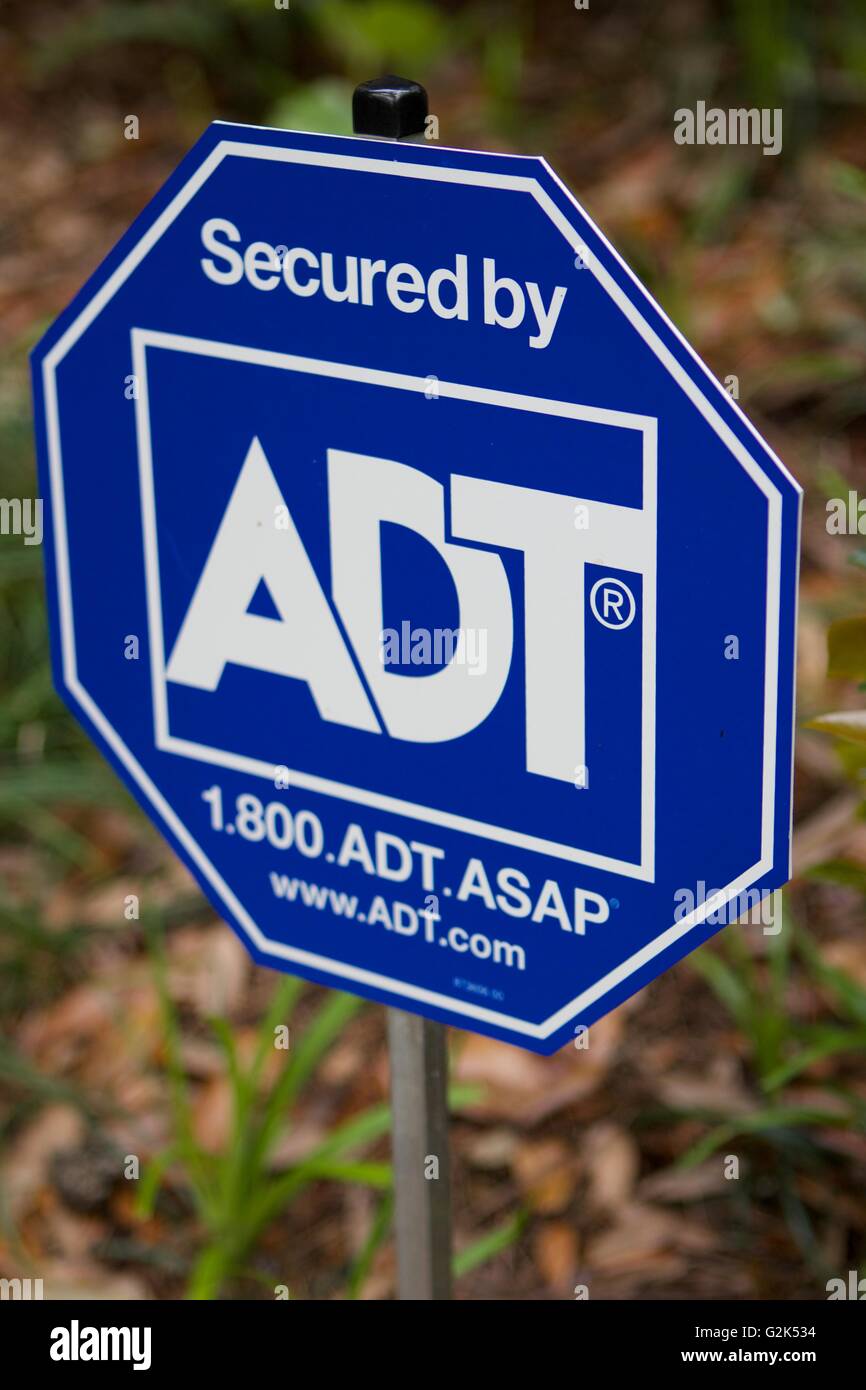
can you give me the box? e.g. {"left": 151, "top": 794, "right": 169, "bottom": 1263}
{"left": 136, "top": 329, "right": 655, "bottom": 879}
{"left": 33, "top": 124, "right": 799, "bottom": 1051}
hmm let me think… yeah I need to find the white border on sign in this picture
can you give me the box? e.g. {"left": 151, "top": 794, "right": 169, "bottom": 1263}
{"left": 132, "top": 327, "right": 657, "bottom": 880}
{"left": 40, "top": 136, "right": 784, "bottom": 1040}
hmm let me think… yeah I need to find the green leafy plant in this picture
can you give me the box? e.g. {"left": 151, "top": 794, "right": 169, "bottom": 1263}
{"left": 138, "top": 919, "right": 497, "bottom": 1298}
{"left": 138, "top": 925, "right": 393, "bottom": 1298}
{"left": 806, "top": 614, "right": 866, "bottom": 744}
{"left": 269, "top": 78, "right": 354, "bottom": 135}
{"left": 674, "top": 910, "right": 863, "bottom": 1272}
{"left": 684, "top": 907, "right": 864, "bottom": 1159}
{"left": 309, "top": 0, "right": 448, "bottom": 77}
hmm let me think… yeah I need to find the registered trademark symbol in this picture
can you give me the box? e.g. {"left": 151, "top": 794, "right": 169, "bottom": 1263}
{"left": 610, "top": 898, "right": 619, "bottom": 909}
{"left": 589, "top": 576, "right": 636, "bottom": 630}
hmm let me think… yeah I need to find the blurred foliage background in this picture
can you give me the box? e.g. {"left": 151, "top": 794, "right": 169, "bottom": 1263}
{"left": 1, "top": 0, "right": 866, "bottom": 1300}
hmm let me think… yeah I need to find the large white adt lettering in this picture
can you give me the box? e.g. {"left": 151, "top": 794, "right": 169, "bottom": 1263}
{"left": 328, "top": 451, "right": 512, "bottom": 742}
{"left": 164, "top": 438, "right": 380, "bottom": 732}
{"left": 164, "top": 438, "right": 651, "bottom": 783}
{"left": 451, "top": 477, "right": 652, "bottom": 783}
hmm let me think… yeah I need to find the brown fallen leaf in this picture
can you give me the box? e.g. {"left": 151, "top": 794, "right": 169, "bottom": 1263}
{"left": 453, "top": 1035, "right": 551, "bottom": 1122}
{"left": 533, "top": 1221, "right": 579, "bottom": 1290}
{"left": 638, "top": 1159, "right": 729, "bottom": 1204}
{"left": 454, "top": 1007, "right": 627, "bottom": 1125}
{"left": 822, "top": 937, "right": 866, "bottom": 991}
{"left": 168, "top": 925, "right": 248, "bottom": 1019}
{"left": 512, "top": 1138, "right": 576, "bottom": 1214}
{"left": 656, "top": 1055, "right": 753, "bottom": 1114}
{"left": 0, "top": 845, "right": 44, "bottom": 903}
{"left": 80, "top": 881, "right": 148, "bottom": 929}
{"left": 191, "top": 1075, "right": 233, "bottom": 1153}
{"left": 561, "top": 1009, "right": 627, "bottom": 1100}
{"left": 319, "top": 1036, "right": 364, "bottom": 1087}
{"left": 634, "top": 1038, "right": 683, "bottom": 1075}
{"left": 1, "top": 1105, "right": 85, "bottom": 1224}
{"left": 783, "top": 1086, "right": 854, "bottom": 1120}
{"left": 47, "top": 1206, "right": 107, "bottom": 1260}
{"left": 582, "top": 1122, "right": 639, "bottom": 1213}
{"left": 105, "top": 1076, "right": 168, "bottom": 1139}
{"left": 268, "top": 1117, "right": 329, "bottom": 1169}
{"left": 179, "top": 1037, "right": 227, "bottom": 1080}
{"left": 38, "top": 1260, "right": 151, "bottom": 1301}
{"left": 586, "top": 1201, "right": 715, "bottom": 1276}
{"left": 19, "top": 984, "right": 115, "bottom": 1065}
{"left": 463, "top": 1127, "right": 519, "bottom": 1171}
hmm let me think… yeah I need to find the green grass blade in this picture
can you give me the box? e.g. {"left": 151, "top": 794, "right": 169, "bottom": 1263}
{"left": 762, "top": 1027, "right": 866, "bottom": 1091}
{"left": 689, "top": 946, "right": 752, "bottom": 1027}
{"left": 294, "top": 1157, "right": 392, "bottom": 1188}
{"left": 250, "top": 991, "right": 362, "bottom": 1173}
{"left": 678, "top": 1105, "right": 854, "bottom": 1168}
{"left": 346, "top": 1193, "right": 393, "bottom": 1299}
{"left": 248, "top": 975, "right": 304, "bottom": 1094}
{"left": 143, "top": 917, "right": 218, "bottom": 1221}
{"left": 135, "top": 1146, "right": 181, "bottom": 1219}
{"left": 453, "top": 1211, "right": 527, "bottom": 1279}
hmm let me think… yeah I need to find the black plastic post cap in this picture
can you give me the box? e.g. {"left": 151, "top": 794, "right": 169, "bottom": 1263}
{"left": 352, "top": 76, "right": 428, "bottom": 139}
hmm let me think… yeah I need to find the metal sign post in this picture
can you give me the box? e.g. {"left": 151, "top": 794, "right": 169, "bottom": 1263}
{"left": 353, "top": 76, "right": 453, "bottom": 1304}
{"left": 386, "top": 1008, "right": 452, "bottom": 1300}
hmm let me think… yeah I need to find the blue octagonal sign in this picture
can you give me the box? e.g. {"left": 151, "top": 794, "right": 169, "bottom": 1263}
{"left": 32, "top": 123, "right": 800, "bottom": 1053}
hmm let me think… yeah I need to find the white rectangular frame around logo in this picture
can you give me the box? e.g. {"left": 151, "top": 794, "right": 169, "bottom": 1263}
{"left": 132, "top": 327, "right": 658, "bottom": 882}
